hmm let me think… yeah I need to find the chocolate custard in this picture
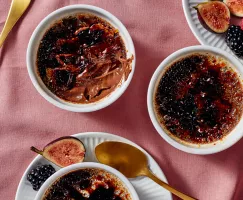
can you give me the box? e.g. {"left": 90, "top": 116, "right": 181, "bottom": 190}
{"left": 155, "top": 53, "right": 243, "bottom": 144}
{"left": 42, "top": 168, "right": 132, "bottom": 200}
{"left": 37, "top": 14, "right": 133, "bottom": 103}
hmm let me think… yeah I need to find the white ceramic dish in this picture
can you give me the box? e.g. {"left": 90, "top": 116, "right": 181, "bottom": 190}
{"left": 27, "top": 5, "right": 135, "bottom": 112}
{"left": 147, "top": 45, "right": 243, "bottom": 155}
{"left": 15, "top": 132, "right": 172, "bottom": 200}
{"left": 182, "top": 0, "right": 243, "bottom": 65}
{"left": 34, "top": 162, "right": 139, "bottom": 200}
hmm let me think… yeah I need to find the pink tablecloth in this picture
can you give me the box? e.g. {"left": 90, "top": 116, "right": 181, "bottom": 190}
{"left": 0, "top": 0, "right": 242, "bottom": 199}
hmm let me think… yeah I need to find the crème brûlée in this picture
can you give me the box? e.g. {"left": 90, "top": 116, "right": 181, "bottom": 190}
{"left": 37, "top": 13, "right": 133, "bottom": 104}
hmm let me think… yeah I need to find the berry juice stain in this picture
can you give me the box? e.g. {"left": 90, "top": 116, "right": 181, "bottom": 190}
{"left": 155, "top": 53, "right": 243, "bottom": 144}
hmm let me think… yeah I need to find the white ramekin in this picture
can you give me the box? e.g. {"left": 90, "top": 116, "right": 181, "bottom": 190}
{"left": 34, "top": 162, "right": 139, "bottom": 200}
{"left": 27, "top": 5, "right": 135, "bottom": 112}
{"left": 147, "top": 45, "right": 243, "bottom": 155}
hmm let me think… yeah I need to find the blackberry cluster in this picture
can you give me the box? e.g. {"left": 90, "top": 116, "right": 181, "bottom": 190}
{"left": 226, "top": 25, "right": 243, "bottom": 57}
{"left": 27, "top": 165, "right": 56, "bottom": 191}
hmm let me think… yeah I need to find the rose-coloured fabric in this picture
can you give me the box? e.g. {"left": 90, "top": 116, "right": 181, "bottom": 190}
{"left": 0, "top": 0, "right": 242, "bottom": 199}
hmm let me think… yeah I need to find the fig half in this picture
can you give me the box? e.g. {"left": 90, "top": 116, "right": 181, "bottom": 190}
{"left": 195, "top": 1, "right": 230, "bottom": 33}
{"left": 31, "top": 136, "right": 85, "bottom": 167}
{"left": 224, "top": 0, "right": 243, "bottom": 17}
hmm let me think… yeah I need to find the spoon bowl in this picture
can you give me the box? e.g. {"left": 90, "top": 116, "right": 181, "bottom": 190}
{"left": 96, "top": 141, "right": 148, "bottom": 178}
{"left": 95, "top": 141, "right": 197, "bottom": 200}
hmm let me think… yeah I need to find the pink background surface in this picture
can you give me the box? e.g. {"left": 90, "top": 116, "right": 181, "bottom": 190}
{"left": 0, "top": 0, "right": 243, "bottom": 199}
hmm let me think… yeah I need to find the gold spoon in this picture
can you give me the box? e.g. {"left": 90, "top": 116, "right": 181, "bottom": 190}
{"left": 0, "top": 0, "right": 31, "bottom": 48}
{"left": 95, "top": 141, "right": 197, "bottom": 200}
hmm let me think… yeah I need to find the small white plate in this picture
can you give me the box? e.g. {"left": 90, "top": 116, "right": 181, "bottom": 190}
{"left": 15, "top": 132, "right": 172, "bottom": 200}
{"left": 182, "top": 0, "right": 243, "bottom": 64}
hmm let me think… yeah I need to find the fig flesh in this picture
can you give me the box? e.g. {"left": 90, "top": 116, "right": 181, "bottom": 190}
{"left": 195, "top": 1, "right": 230, "bottom": 33}
{"left": 224, "top": 0, "right": 243, "bottom": 17}
{"left": 31, "top": 136, "right": 85, "bottom": 167}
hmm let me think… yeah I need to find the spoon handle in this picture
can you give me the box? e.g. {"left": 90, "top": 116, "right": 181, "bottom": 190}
{"left": 0, "top": 0, "right": 31, "bottom": 48}
{"left": 143, "top": 169, "right": 198, "bottom": 200}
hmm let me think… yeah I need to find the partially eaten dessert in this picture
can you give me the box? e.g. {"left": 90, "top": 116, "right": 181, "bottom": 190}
{"left": 37, "top": 13, "right": 133, "bottom": 103}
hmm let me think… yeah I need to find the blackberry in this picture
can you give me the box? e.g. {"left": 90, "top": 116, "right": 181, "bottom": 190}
{"left": 27, "top": 164, "right": 56, "bottom": 191}
{"left": 225, "top": 25, "right": 243, "bottom": 57}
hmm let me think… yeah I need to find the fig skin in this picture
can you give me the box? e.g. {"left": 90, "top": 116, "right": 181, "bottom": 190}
{"left": 31, "top": 136, "right": 86, "bottom": 168}
{"left": 195, "top": 1, "right": 230, "bottom": 33}
{"left": 224, "top": 0, "right": 243, "bottom": 17}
